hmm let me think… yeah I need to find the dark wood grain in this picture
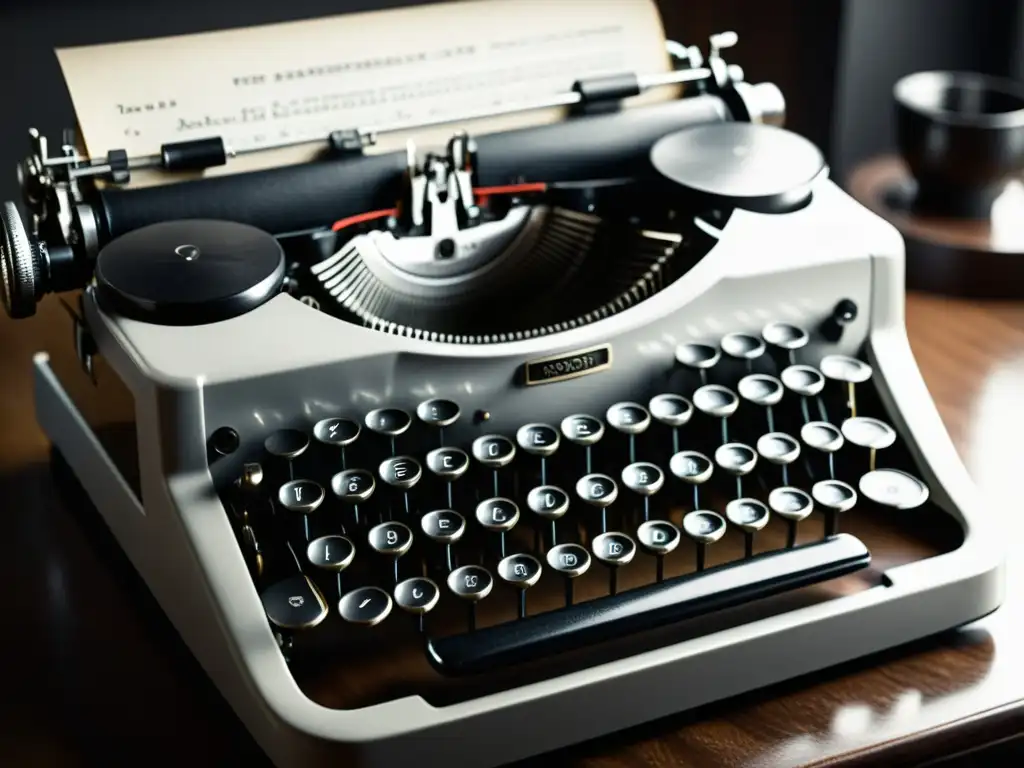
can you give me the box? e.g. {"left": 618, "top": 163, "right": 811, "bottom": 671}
{"left": 2, "top": 291, "right": 1023, "bottom": 767}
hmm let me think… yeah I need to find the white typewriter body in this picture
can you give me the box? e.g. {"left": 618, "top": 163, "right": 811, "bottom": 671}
{"left": 33, "top": 175, "right": 1004, "bottom": 767}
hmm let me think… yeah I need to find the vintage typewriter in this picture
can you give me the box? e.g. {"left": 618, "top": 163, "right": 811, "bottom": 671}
{"left": 0, "top": 8, "right": 1004, "bottom": 768}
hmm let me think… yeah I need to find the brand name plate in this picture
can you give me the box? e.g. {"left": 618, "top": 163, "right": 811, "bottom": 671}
{"left": 523, "top": 345, "right": 612, "bottom": 386}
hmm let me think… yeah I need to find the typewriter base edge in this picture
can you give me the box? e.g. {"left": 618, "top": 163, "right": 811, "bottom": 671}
{"left": 32, "top": 353, "right": 1006, "bottom": 768}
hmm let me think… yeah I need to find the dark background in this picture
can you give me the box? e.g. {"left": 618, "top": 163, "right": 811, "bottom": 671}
{"left": 1, "top": 0, "right": 1022, "bottom": 207}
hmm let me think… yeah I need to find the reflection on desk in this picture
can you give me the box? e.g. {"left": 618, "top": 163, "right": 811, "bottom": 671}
{"left": 0, "top": 292, "right": 1022, "bottom": 767}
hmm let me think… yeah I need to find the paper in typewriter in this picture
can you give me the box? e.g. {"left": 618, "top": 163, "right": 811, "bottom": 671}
{"left": 56, "top": 0, "right": 676, "bottom": 185}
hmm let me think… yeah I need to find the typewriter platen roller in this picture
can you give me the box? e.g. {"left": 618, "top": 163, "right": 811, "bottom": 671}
{"left": 7, "top": 23, "right": 1004, "bottom": 768}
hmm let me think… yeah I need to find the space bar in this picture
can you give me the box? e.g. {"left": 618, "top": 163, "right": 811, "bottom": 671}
{"left": 426, "top": 533, "right": 870, "bottom": 675}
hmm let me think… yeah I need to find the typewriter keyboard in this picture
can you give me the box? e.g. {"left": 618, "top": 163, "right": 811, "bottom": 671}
{"left": 211, "top": 321, "right": 964, "bottom": 709}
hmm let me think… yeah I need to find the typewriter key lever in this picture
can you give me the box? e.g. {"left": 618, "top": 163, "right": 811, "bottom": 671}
{"left": 427, "top": 534, "right": 870, "bottom": 675}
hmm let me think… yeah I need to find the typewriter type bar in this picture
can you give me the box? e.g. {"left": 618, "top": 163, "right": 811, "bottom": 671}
{"left": 426, "top": 533, "right": 870, "bottom": 675}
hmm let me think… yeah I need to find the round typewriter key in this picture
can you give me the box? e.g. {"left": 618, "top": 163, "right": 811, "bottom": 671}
{"left": 726, "top": 498, "right": 771, "bottom": 558}
{"left": 800, "top": 421, "right": 844, "bottom": 479}
{"left": 379, "top": 456, "right": 422, "bottom": 490}
{"left": 592, "top": 532, "right": 636, "bottom": 596}
{"left": 476, "top": 497, "right": 520, "bottom": 558}
{"left": 498, "top": 553, "right": 543, "bottom": 618}
{"left": 264, "top": 428, "right": 309, "bottom": 461}
{"left": 425, "top": 446, "right": 470, "bottom": 480}
{"left": 527, "top": 484, "right": 569, "bottom": 547}
{"left": 768, "top": 487, "right": 814, "bottom": 547}
{"left": 331, "top": 468, "right": 375, "bottom": 504}
{"left": 649, "top": 393, "right": 693, "bottom": 453}
{"left": 313, "top": 417, "right": 360, "bottom": 448}
{"left": 576, "top": 473, "right": 618, "bottom": 534}
{"left": 471, "top": 434, "right": 516, "bottom": 468}
{"left": 738, "top": 373, "right": 784, "bottom": 432}
{"left": 366, "top": 408, "right": 411, "bottom": 453}
{"left": 416, "top": 398, "right": 461, "bottom": 428}
{"left": 842, "top": 416, "right": 897, "bottom": 471}
{"left": 421, "top": 509, "right": 466, "bottom": 571}
{"left": 516, "top": 422, "right": 560, "bottom": 484}
{"left": 606, "top": 402, "right": 651, "bottom": 464}
{"left": 669, "top": 450, "right": 714, "bottom": 509}
{"left": 721, "top": 332, "right": 766, "bottom": 365}
{"left": 714, "top": 443, "right": 758, "bottom": 498}
{"left": 693, "top": 385, "right": 740, "bottom": 441}
{"left": 859, "top": 468, "right": 930, "bottom": 510}
{"left": 821, "top": 354, "right": 873, "bottom": 418}
{"left": 762, "top": 321, "right": 809, "bottom": 364}
{"left": 368, "top": 521, "right": 414, "bottom": 582}
{"left": 675, "top": 342, "right": 721, "bottom": 384}
{"left": 516, "top": 423, "right": 560, "bottom": 456}
{"left": 561, "top": 413, "right": 604, "bottom": 474}
{"left": 394, "top": 577, "right": 440, "bottom": 632}
{"left": 621, "top": 462, "right": 665, "bottom": 522}
{"left": 637, "top": 520, "right": 681, "bottom": 582}
{"left": 261, "top": 574, "right": 328, "bottom": 631}
{"left": 756, "top": 432, "right": 802, "bottom": 485}
{"left": 812, "top": 479, "right": 858, "bottom": 537}
{"left": 306, "top": 535, "right": 355, "bottom": 573}
{"left": 447, "top": 565, "right": 494, "bottom": 631}
{"left": 781, "top": 364, "right": 826, "bottom": 398}
{"left": 339, "top": 586, "right": 393, "bottom": 627}
{"left": 546, "top": 543, "right": 591, "bottom": 605}
{"left": 682, "top": 510, "right": 727, "bottom": 571}
{"left": 277, "top": 480, "right": 325, "bottom": 541}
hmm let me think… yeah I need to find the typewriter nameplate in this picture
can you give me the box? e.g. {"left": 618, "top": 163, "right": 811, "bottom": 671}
{"left": 523, "top": 345, "right": 612, "bottom": 386}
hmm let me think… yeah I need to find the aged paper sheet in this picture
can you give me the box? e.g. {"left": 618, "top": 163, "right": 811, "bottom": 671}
{"left": 55, "top": 0, "right": 674, "bottom": 185}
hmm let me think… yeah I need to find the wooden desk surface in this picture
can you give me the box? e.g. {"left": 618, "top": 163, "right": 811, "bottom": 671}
{"left": 1, "top": 292, "right": 1022, "bottom": 767}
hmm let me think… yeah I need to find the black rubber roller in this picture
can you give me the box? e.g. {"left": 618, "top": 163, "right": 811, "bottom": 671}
{"left": 94, "top": 219, "right": 285, "bottom": 325}
{"left": 650, "top": 122, "right": 828, "bottom": 214}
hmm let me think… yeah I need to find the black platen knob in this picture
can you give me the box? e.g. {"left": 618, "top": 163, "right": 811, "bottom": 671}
{"left": 819, "top": 299, "right": 858, "bottom": 343}
{"left": 1, "top": 201, "right": 42, "bottom": 318}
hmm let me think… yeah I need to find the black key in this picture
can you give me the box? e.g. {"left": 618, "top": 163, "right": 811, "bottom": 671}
{"left": 756, "top": 432, "right": 801, "bottom": 486}
{"left": 394, "top": 577, "right": 440, "bottom": 631}
{"left": 621, "top": 462, "right": 664, "bottom": 522}
{"left": 306, "top": 535, "right": 355, "bottom": 572}
{"left": 278, "top": 480, "right": 325, "bottom": 514}
{"left": 264, "top": 429, "right": 310, "bottom": 460}
{"left": 447, "top": 564, "right": 494, "bottom": 631}
{"left": 425, "top": 447, "right": 470, "bottom": 480}
{"left": 427, "top": 534, "right": 871, "bottom": 675}
{"left": 725, "top": 498, "right": 770, "bottom": 558}
{"left": 721, "top": 332, "right": 766, "bottom": 368}
{"left": 472, "top": 434, "right": 517, "bottom": 474}
{"left": 526, "top": 485, "right": 569, "bottom": 547}
{"left": 365, "top": 408, "right": 412, "bottom": 437}
{"left": 819, "top": 354, "right": 873, "bottom": 418}
{"left": 420, "top": 509, "right": 466, "bottom": 571}
{"left": 768, "top": 486, "right": 814, "bottom": 547}
{"left": 546, "top": 543, "right": 592, "bottom": 606}
{"left": 800, "top": 421, "right": 844, "bottom": 479}
{"left": 330, "top": 469, "right": 375, "bottom": 527}
{"left": 637, "top": 519, "right": 681, "bottom": 582}
{"left": 649, "top": 393, "right": 693, "bottom": 454}
{"left": 560, "top": 413, "right": 604, "bottom": 474}
{"left": 681, "top": 509, "right": 727, "bottom": 571}
{"left": 416, "top": 398, "right": 461, "bottom": 428}
{"left": 260, "top": 574, "right": 328, "bottom": 631}
{"left": 859, "top": 469, "right": 930, "bottom": 509}
{"left": 575, "top": 473, "right": 618, "bottom": 534}
{"left": 379, "top": 455, "right": 422, "bottom": 490}
{"left": 714, "top": 443, "right": 758, "bottom": 498}
{"left": 338, "top": 586, "right": 393, "bottom": 626}
{"left": 675, "top": 342, "right": 721, "bottom": 384}
{"left": 669, "top": 450, "right": 714, "bottom": 509}
{"left": 475, "top": 497, "right": 520, "bottom": 558}
{"left": 842, "top": 417, "right": 897, "bottom": 473}
{"left": 592, "top": 531, "right": 636, "bottom": 596}
{"left": 368, "top": 521, "right": 414, "bottom": 582}
{"left": 313, "top": 417, "right": 360, "bottom": 448}
{"left": 812, "top": 479, "right": 858, "bottom": 537}
{"left": 498, "top": 553, "right": 543, "bottom": 618}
